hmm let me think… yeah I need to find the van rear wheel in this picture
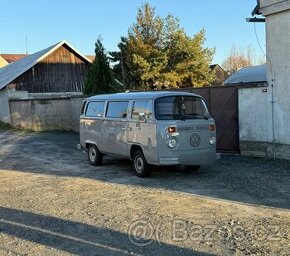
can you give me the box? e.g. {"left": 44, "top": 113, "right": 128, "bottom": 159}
{"left": 132, "top": 150, "right": 151, "bottom": 178}
{"left": 88, "top": 144, "right": 103, "bottom": 166}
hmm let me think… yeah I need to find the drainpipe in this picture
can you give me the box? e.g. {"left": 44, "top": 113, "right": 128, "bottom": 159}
{"left": 268, "top": 60, "right": 276, "bottom": 159}
{"left": 249, "top": 7, "right": 276, "bottom": 159}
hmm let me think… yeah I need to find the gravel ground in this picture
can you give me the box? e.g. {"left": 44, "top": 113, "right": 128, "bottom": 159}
{"left": 0, "top": 130, "right": 289, "bottom": 256}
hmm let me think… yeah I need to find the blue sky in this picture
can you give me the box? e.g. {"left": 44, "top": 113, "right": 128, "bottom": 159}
{"left": 0, "top": 0, "right": 265, "bottom": 65}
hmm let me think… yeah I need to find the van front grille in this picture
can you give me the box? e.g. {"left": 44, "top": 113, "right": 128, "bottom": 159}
{"left": 178, "top": 126, "right": 194, "bottom": 132}
{"left": 178, "top": 125, "right": 208, "bottom": 132}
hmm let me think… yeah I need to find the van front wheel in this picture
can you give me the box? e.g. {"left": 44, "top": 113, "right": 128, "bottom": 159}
{"left": 88, "top": 144, "right": 103, "bottom": 166}
{"left": 132, "top": 150, "right": 151, "bottom": 178}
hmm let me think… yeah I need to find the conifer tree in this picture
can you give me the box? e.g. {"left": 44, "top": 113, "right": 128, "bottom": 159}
{"left": 84, "top": 38, "right": 117, "bottom": 95}
{"left": 111, "top": 3, "right": 215, "bottom": 89}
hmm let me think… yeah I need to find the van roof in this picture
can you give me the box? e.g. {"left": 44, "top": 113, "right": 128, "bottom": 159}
{"left": 87, "top": 91, "right": 202, "bottom": 101}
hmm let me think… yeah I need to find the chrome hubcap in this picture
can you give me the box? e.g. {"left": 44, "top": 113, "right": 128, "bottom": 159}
{"left": 89, "top": 147, "right": 96, "bottom": 162}
{"left": 135, "top": 156, "right": 144, "bottom": 173}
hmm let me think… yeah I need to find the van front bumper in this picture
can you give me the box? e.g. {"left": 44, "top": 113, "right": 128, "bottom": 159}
{"left": 158, "top": 149, "right": 217, "bottom": 166}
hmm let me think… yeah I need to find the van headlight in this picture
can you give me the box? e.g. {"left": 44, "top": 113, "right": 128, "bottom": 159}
{"left": 167, "top": 137, "right": 178, "bottom": 149}
{"left": 209, "top": 135, "right": 216, "bottom": 145}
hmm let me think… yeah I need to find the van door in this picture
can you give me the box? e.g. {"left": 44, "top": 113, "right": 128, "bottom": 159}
{"left": 102, "top": 101, "right": 129, "bottom": 156}
{"left": 128, "top": 100, "right": 158, "bottom": 163}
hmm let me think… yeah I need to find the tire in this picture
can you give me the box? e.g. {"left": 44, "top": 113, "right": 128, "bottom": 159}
{"left": 132, "top": 150, "right": 151, "bottom": 178}
{"left": 87, "top": 144, "right": 103, "bottom": 166}
{"left": 185, "top": 165, "right": 201, "bottom": 171}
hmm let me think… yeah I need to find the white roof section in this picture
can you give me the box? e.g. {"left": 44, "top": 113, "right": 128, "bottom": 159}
{"left": 0, "top": 40, "right": 92, "bottom": 90}
{"left": 224, "top": 64, "right": 267, "bottom": 85}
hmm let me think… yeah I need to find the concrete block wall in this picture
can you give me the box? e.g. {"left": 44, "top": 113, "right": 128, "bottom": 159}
{"left": 9, "top": 96, "right": 86, "bottom": 132}
{"left": 238, "top": 86, "right": 290, "bottom": 159}
{"left": 0, "top": 89, "right": 11, "bottom": 123}
{"left": 70, "top": 96, "right": 86, "bottom": 132}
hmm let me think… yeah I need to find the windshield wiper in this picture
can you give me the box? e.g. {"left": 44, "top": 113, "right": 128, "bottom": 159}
{"left": 158, "top": 114, "right": 187, "bottom": 120}
{"left": 158, "top": 113, "right": 209, "bottom": 120}
{"left": 186, "top": 113, "right": 209, "bottom": 120}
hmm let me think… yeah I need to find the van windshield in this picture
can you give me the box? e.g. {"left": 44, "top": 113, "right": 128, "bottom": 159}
{"left": 155, "top": 96, "right": 210, "bottom": 120}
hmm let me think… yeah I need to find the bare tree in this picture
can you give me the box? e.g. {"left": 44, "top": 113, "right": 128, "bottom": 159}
{"left": 222, "top": 46, "right": 255, "bottom": 75}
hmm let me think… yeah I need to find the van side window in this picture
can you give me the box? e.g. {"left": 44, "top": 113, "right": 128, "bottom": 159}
{"left": 85, "top": 101, "right": 105, "bottom": 117}
{"left": 106, "top": 101, "right": 129, "bottom": 118}
{"left": 131, "top": 101, "right": 152, "bottom": 120}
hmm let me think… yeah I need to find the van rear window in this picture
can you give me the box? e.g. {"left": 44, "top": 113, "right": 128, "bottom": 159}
{"left": 106, "top": 101, "right": 129, "bottom": 118}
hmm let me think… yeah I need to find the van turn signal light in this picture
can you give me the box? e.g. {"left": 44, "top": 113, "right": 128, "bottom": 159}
{"left": 209, "top": 124, "right": 215, "bottom": 131}
{"left": 168, "top": 126, "right": 176, "bottom": 133}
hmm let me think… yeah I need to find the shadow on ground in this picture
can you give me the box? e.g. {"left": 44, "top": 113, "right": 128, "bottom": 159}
{"left": 0, "top": 130, "right": 290, "bottom": 210}
{"left": 0, "top": 206, "right": 212, "bottom": 256}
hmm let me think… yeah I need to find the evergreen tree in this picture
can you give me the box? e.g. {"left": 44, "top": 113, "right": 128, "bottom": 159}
{"left": 111, "top": 3, "right": 215, "bottom": 89}
{"left": 127, "top": 3, "right": 167, "bottom": 88}
{"left": 84, "top": 38, "right": 117, "bottom": 95}
{"left": 110, "top": 37, "right": 131, "bottom": 87}
{"left": 166, "top": 28, "right": 215, "bottom": 87}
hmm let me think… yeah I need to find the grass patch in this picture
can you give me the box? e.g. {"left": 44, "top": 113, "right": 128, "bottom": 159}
{"left": 0, "top": 122, "right": 12, "bottom": 130}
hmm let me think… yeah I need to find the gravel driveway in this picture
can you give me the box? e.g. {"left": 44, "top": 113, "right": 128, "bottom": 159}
{"left": 0, "top": 130, "right": 289, "bottom": 255}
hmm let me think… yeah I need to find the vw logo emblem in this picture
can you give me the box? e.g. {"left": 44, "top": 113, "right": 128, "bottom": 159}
{"left": 190, "top": 134, "right": 200, "bottom": 147}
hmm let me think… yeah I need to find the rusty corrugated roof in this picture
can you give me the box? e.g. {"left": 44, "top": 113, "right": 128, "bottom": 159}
{"left": 0, "top": 54, "right": 27, "bottom": 63}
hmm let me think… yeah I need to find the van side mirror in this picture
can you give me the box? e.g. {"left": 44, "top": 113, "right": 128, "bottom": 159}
{"left": 204, "top": 112, "right": 211, "bottom": 120}
{"left": 138, "top": 112, "right": 147, "bottom": 122}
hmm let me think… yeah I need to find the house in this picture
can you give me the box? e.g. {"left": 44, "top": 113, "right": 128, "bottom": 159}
{"left": 0, "top": 40, "right": 92, "bottom": 127}
{"left": 224, "top": 64, "right": 267, "bottom": 86}
{"left": 238, "top": 0, "right": 290, "bottom": 159}
{"left": 0, "top": 40, "right": 92, "bottom": 93}
{"left": 209, "top": 64, "right": 229, "bottom": 86}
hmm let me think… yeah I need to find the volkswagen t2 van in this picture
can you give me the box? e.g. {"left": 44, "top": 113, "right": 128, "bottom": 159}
{"left": 79, "top": 91, "right": 216, "bottom": 177}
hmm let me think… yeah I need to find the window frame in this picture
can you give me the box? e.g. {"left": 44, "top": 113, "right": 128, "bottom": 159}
{"left": 130, "top": 100, "right": 153, "bottom": 121}
{"left": 154, "top": 96, "right": 210, "bottom": 120}
{"left": 85, "top": 101, "right": 106, "bottom": 118}
{"left": 105, "top": 101, "right": 130, "bottom": 119}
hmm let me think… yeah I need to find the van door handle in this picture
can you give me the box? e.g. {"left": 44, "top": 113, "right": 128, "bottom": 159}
{"left": 122, "top": 127, "right": 132, "bottom": 131}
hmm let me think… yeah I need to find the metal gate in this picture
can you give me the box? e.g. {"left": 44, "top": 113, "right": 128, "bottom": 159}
{"left": 191, "top": 86, "right": 239, "bottom": 152}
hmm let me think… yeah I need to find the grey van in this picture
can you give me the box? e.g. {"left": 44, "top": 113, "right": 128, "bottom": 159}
{"left": 79, "top": 91, "right": 216, "bottom": 177}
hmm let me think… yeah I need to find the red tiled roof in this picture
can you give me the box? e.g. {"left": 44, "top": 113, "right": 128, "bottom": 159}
{"left": 0, "top": 54, "right": 27, "bottom": 63}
